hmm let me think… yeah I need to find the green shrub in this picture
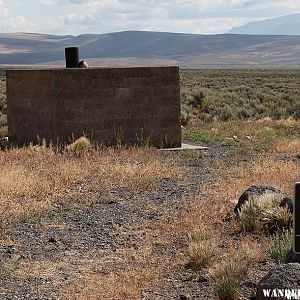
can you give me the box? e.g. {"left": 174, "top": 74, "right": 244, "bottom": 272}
{"left": 259, "top": 127, "right": 277, "bottom": 141}
{"left": 180, "top": 88, "right": 205, "bottom": 125}
{"left": 216, "top": 277, "right": 240, "bottom": 300}
{"left": 271, "top": 229, "right": 293, "bottom": 264}
{"left": 181, "top": 103, "right": 193, "bottom": 126}
{"left": 183, "top": 130, "right": 217, "bottom": 143}
{"left": 180, "top": 69, "right": 300, "bottom": 122}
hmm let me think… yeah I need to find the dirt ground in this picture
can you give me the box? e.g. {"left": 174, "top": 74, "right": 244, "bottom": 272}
{"left": 0, "top": 119, "right": 299, "bottom": 300}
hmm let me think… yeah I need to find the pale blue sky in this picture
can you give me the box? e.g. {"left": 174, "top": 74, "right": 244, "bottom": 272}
{"left": 0, "top": 0, "right": 299, "bottom": 35}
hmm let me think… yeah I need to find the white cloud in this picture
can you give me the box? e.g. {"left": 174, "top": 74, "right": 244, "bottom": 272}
{"left": 0, "top": 0, "right": 299, "bottom": 34}
{"left": 0, "top": 0, "right": 9, "bottom": 18}
{"left": 37, "top": 0, "right": 56, "bottom": 5}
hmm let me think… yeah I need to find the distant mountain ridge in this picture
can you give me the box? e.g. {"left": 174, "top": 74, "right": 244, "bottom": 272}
{"left": 0, "top": 30, "right": 300, "bottom": 67}
{"left": 228, "top": 13, "right": 300, "bottom": 35}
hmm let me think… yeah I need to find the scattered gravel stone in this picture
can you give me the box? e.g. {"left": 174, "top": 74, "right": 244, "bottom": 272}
{"left": 256, "top": 263, "right": 300, "bottom": 300}
{"left": 179, "top": 293, "right": 192, "bottom": 300}
{"left": 197, "top": 275, "right": 209, "bottom": 283}
{"left": 279, "top": 196, "right": 293, "bottom": 213}
{"left": 285, "top": 248, "right": 300, "bottom": 264}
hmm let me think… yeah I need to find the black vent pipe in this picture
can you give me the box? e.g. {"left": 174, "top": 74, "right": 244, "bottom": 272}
{"left": 65, "top": 47, "right": 79, "bottom": 68}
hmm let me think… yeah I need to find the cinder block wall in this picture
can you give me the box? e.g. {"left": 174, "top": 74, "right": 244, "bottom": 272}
{"left": 7, "top": 67, "right": 181, "bottom": 147}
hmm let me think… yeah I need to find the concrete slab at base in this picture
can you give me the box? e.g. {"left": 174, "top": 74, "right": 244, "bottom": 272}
{"left": 159, "top": 143, "right": 208, "bottom": 151}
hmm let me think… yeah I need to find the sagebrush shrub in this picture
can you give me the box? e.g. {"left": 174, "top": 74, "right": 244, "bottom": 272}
{"left": 66, "top": 137, "right": 91, "bottom": 156}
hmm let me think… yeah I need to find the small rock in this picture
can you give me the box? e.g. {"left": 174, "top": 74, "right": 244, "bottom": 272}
{"left": 10, "top": 254, "right": 21, "bottom": 261}
{"left": 256, "top": 263, "right": 300, "bottom": 300}
{"left": 285, "top": 248, "right": 300, "bottom": 264}
{"left": 0, "top": 137, "right": 9, "bottom": 149}
{"left": 222, "top": 212, "right": 233, "bottom": 222}
{"left": 279, "top": 197, "right": 293, "bottom": 213}
{"left": 198, "top": 275, "right": 209, "bottom": 283}
{"left": 244, "top": 281, "right": 256, "bottom": 288}
{"left": 5, "top": 247, "right": 13, "bottom": 255}
{"left": 48, "top": 237, "right": 56, "bottom": 243}
{"left": 179, "top": 293, "right": 192, "bottom": 300}
{"left": 234, "top": 185, "right": 285, "bottom": 214}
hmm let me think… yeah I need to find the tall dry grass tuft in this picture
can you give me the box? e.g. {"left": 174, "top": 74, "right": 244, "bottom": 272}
{"left": 210, "top": 242, "right": 260, "bottom": 300}
{"left": 271, "top": 229, "right": 293, "bottom": 264}
{"left": 0, "top": 126, "right": 7, "bottom": 138}
{"left": 65, "top": 137, "right": 91, "bottom": 156}
{"left": 238, "top": 193, "right": 292, "bottom": 234}
{"left": 187, "top": 226, "right": 219, "bottom": 268}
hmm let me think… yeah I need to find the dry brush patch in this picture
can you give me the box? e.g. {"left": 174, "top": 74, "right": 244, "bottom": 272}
{"left": 177, "top": 151, "right": 298, "bottom": 298}
{"left": 187, "top": 226, "right": 219, "bottom": 268}
{"left": 0, "top": 145, "right": 182, "bottom": 238}
{"left": 10, "top": 256, "right": 157, "bottom": 300}
{"left": 8, "top": 217, "right": 180, "bottom": 300}
{"left": 185, "top": 119, "right": 300, "bottom": 154}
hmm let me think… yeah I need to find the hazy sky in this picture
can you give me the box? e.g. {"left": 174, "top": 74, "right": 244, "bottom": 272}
{"left": 0, "top": 0, "right": 299, "bottom": 35}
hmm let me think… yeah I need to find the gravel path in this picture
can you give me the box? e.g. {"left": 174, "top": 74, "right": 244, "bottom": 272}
{"left": 0, "top": 147, "right": 229, "bottom": 300}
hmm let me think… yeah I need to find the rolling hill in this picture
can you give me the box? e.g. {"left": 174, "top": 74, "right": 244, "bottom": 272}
{"left": 228, "top": 13, "right": 300, "bottom": 35}
{"left": 0, "top": 31, "right": 300, "bottom": 67}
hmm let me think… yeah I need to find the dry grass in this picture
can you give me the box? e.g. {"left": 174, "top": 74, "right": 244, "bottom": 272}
{"left": 60, "top": 270, "right": 152, "bottom": 300}
{"left": 178, "top": 126, "right": 299, "bottom": 298}
{"left": 210, "top": 254, "right": 248, "bottom": 283}
{"left": 262, "top": 206, "right": 292, "bottom": 234}
{"left": 0, "top": 144, "right": 182, "bottom": 237}
{"left": 11, "top": 257, "right": 155, "bottom": 300}
{"left": 0, "top": 119, "right": 299, "bottom": 299}
{"left": 188, "top": 226, "right": 219, "bottom": 268}
{"left": 209, "top": 242, "right": 261, "bottom": 300}
{"left": 273, "top": 139, "right": 300, "bottom": 155}
{"left": 271, "top": 229, "right": 293, "bottom": 264}
{"left": 186, "top": 119, "right": 300, "bottom": 154}
{"left": 0, "top": 125, "right": 7, "bottom": 138}
{"left": 65, "top": 137, "right": 92, "bottom": 156}
{"left": 238, "top": 193, "right": 292, "bottom": 233}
